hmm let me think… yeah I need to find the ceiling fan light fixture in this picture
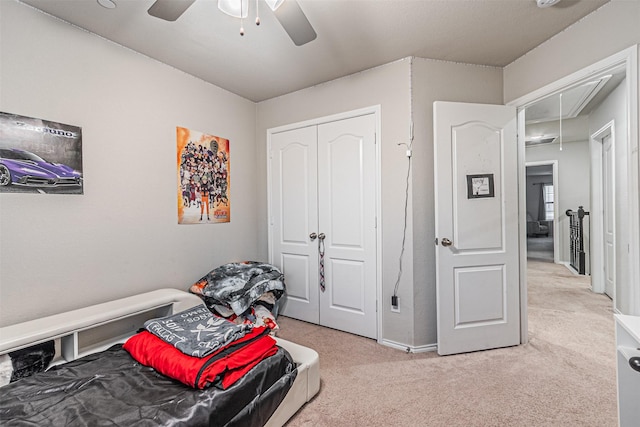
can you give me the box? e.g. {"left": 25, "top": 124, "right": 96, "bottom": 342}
{"left": 218, "top": 0, "right": 249, "bottom": 18}
{"left": 97, "top": 0, "right": 116, "bottom": 9}
{"left": 536, "top": 0, "right": 561, "bottom": 8}
{"left": 264, "top": 0, "right": 284, "bottom": 11}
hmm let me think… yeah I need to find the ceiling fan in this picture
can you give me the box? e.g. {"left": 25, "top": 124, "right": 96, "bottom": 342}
{"left": 147, "top": 0, "right": 317, "bottom": 46}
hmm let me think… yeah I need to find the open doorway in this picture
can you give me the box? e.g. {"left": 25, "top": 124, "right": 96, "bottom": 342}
{"left": 512, "top": 46, "right": 639, "bottom": 342}
{"left": 525, "top": 162, "right": 557, "bottom": 263}
{"left": 521, "top": 68, "right": 624, "bottom": 291}
{"left": 521, "top": 68, "right": 625, "bottom": 277}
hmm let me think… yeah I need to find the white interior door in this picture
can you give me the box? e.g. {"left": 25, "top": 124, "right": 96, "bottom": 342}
{"left": 317, "top": 115, "right": 377, "bottom": 339}
{"left": 434, "top": 101, "right": 520, "bottom": 356}
{"left": 270, "top": 125, "right": 319, "bottom": 324}
{"left": 603, "top": 134, "right": 615, "bottom": 299}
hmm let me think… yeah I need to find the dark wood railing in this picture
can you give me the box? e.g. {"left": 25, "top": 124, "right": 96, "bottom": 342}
{"left": 566, "top": 206, "right": 589, "bottom": 275}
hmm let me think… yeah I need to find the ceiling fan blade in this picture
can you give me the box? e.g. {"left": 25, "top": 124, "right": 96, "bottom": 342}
{"left": 147, "top": 0, "right": 196, "bottom": 22}
{"left": 273, "top": 0, "right": 317, "bottom": 46}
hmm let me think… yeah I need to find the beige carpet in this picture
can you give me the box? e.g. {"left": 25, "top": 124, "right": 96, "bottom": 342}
{"left": 277, "top": 261, "right": 618, "bottom": 426}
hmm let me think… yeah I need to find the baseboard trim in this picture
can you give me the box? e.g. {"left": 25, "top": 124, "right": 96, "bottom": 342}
{"left": 560, "top": 261, "right": 580, "bottom": 275}
{"left": 380, "top": 339, "right": 437, "bottom": 353}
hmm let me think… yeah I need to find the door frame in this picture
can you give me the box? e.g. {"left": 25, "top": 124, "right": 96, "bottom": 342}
{"left": 525, "top": 160, "right": 559, "bottom": 264}
{"left": 509, "top": 45, "right": 640, "bottom": 341}
{"left": 266, "top": 105, "right": 383, "bottom": 342}
{"left": 590, "top": 121, "right": 616, "bottom": 298}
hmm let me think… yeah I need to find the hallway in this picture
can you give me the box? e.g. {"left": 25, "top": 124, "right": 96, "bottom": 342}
{"left": 527, "top": 236, "right": 553, "bottom": 262}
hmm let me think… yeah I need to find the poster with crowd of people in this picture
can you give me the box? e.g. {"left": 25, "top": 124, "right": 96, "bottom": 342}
{"left": 177, "top": 126, "right": 230, "bottom": 224}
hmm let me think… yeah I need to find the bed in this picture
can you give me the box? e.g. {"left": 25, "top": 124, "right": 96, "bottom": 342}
{"left": 0, "top": 288, "right": 320, "bottom": 426}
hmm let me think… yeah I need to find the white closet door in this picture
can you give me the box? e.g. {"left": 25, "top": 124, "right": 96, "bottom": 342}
{"left": 317, "top": 114, "right": 377, "bottom": 339}
{"left": 270, "top": 125, "right": 319, "bottom": 324}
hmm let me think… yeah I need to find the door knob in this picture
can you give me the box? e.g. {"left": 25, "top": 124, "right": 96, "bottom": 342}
{"left": 441, "top": 238, "right": 453, "bottom": 247}
{"left": 318, "top": 233, "right": 326, "bottom": 241}
{"left": 309, "top": 232, "right": 317, "bottom": 241}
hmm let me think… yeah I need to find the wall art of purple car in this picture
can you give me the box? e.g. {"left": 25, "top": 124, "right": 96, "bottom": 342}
{"left": 0, "top": 148, "right": 83, "bottom": 189}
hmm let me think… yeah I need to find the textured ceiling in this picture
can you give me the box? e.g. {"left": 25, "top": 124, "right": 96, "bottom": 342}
{"left": 20, "top": 0, "right": 610, "bottom": 102}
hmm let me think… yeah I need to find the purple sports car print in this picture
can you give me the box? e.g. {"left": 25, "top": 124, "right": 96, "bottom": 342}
{"left": 0, "top": 148, "right": 82, "bottom": 188}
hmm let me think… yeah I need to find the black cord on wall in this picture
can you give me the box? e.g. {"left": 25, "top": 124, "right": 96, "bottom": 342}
{"left": 392, "top": 150, "right": 411, "bottom": 300}
{"left": 392, "top": 120, "right": 413, "bottom": 305}
{"left": 392, "top": 57, "right": 414, "bottom": 309}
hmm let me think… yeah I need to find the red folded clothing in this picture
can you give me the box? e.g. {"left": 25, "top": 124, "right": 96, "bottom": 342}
{"left": 123, "top": 327, "right": 277, "bottom": 389}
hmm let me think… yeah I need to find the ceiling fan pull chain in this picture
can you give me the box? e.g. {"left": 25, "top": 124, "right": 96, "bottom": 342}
{"left": 255, "top": 0, "right": 261, "bottom": 25}
{"left": 559, "top": 92, "right": 563, "bottom": 151}
{"left": 240, "top": 0, "right": 245, "bottom": 36}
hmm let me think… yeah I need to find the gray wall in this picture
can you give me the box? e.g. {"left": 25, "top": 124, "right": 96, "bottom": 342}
{"left": 2, "top": 0, "right": 638, "bottom": 342}
{"left": 503, "top": 0, "right": 640, "bottom": 104}
{"left": 0, "top": 1, "right": 259, "bottom": 326}
{"left": 525, "top": 173, "right": 553, "bottom": 224}
{"left": 256, "top": 59, "right": 416, "bottom": 346}
{"left": 410, "top": 58, "right": 503, "bottom": 347}
{"left": 505, "top": 0, "right": 638, "bottom": 314}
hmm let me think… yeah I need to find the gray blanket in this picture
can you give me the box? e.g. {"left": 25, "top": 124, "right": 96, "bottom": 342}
{"left": 143, "top": 305, "right": 252, "bottom": 357}
{"left": 190, "top": 261, "right": 285, "bottom": 316}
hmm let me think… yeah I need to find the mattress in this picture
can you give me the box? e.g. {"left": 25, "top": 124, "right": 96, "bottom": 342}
{"left": 0, "top": 289, "right": 320, "bottom": 427}
{"left": 0, "top": 343, "right": 296, "bottom": 427}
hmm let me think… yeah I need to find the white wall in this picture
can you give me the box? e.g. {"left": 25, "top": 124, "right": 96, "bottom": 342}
{"left": 525, "top": 141, "right": 591, "bottom": 264}
{"left": 0, "top": 1, "right": 259, "bottom": 326}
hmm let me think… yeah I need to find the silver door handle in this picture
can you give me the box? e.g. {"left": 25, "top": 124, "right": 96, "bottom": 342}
{"left": 309, "top": 232, "right": 317, "bottom": 241}
{"left": 441, "top": 238, "right": 453, "bottom": 247}
{"left": 318, "top": 233, "right": 326, "bottom": 241}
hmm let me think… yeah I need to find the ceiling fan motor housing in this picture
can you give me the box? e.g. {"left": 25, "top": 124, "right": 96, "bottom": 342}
{"left": 536, "top": 0, "right": 562, "bottom": 8}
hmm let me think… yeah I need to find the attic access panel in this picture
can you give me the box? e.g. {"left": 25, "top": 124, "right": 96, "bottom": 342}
{"left": 525, "top": 135, "right": 558, "bottom": 147}
{"left": 525, "top": 75, "right": 611, "bottom": 124}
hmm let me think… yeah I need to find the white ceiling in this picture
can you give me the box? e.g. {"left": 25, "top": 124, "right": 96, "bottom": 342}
{"left": 20, "top": 0, "right": 610, "bottom": 102}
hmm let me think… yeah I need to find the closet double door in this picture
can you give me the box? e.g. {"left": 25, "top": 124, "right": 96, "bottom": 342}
{"left": 269, "top": 113, "right": 377, "bottom": 339}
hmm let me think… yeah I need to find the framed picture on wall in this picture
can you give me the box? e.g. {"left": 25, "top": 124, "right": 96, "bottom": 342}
{"left": 0, "top": 111, "right": 83, "bottom": 194}
{"left": 177, "top": 126, "right": 230, "bottom": 224}
{"left": 466, "top": 173, "right": 494, "bottom": 199}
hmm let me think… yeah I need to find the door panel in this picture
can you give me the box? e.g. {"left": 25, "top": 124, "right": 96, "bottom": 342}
{"left": 328, "top": 258, "right": 365, "bottom": 311}
{"left": 454, "top": 265, "right": 506, "bottom": 326}
{"left": 318, "top": 114, "right": 377, "bottom": 339}
{"left": 270, "top": 126, "right": 319, "bottom": 324}
{"left": 453, "top": 124, "right": 504, "bottom": 251}
{"left": 281, "top": 253, "right": 312, "bottom": 304}
{"left": 434, "top": 101, "right": 520, "bottom": 355}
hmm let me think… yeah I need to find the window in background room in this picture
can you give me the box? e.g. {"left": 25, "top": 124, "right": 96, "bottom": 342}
{"left": 543, "top": 184, "right": 554, "bottom": 220}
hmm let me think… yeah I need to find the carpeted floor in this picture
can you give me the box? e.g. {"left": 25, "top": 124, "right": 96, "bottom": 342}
{"left": 277, "top": 261, "right": 617, "bottom": 426}
{"left": 527, "top": 236, "right": 554, "bottom": 262}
